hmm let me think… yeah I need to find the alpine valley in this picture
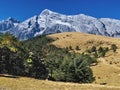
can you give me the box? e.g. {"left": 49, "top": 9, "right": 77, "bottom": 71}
{"left": 1, "top": 9, "right": 120, "bottom": 40}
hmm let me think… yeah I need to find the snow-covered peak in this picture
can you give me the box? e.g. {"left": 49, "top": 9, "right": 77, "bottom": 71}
{"left": 7, "top": 17, "right": 20, "bottom": 23}
{"left": 0, "top": 17, "right": 20, "bottom": 32}
{"left": 40, "top": 9, "right": 53, "bottom": 16}
{"left": 1, "top": 9, "right": 120, "bottom": 40}
{"left": 78, "top": 14, "right": 96, "bottom": 20}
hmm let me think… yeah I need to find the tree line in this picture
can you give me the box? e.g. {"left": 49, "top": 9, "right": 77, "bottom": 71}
{"left": 0, "top": 33, "right": 97, "bottom": 83}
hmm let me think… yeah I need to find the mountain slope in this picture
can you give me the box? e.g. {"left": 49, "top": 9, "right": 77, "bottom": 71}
{"left": 9, "top": 9, "right": 109, "bottom": 40}
{"left": 0, "top": 17, "right": 20, "bottom": 33}
{"left": 48, "top": 32, "right": 120, "bottom": 86}
{"left": 48, "top": 32, "right": 120, "bottom": 51}
{"left": 48, "top": 32, "right": 120, "bottom": 67}
{"left": 0, "top": 32, "right": 120, "bottom": 89}
{"left": 1, "top": 9, "right": 120, "bottom": 40}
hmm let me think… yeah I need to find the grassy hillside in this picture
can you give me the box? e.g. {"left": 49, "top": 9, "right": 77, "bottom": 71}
{"left": 0, "top": 77, "right": 120, "bottom": 90}
{"left": 48, "top": 32, "right": 120, "bottom": 86}
{"left": 1, "top": 32, "right": 120, "bottom": 89}
{"left": 48, "top": 32, "right": 119, "bottom": 50}
{"left": 48, "top": 32, "right": 120, "bottom": 67}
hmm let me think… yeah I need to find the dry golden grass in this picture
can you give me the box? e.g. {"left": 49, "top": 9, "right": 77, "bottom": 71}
{"left": 0, "top": 77, "right": 120, "bottom": 90}
{"left": 48, "top": 32, "right": 120, "bottom": 86}
{"left": 1, "top": 32, "right": 120, "bottom": 90}
{"left": 48, "top": 32, "right": 120, "bottom": 51}
{"left": 91, "top": 58, "right": 120, "bottom": 86}
{"left": 48, "top": 32, "right": 120, "bottom": 66}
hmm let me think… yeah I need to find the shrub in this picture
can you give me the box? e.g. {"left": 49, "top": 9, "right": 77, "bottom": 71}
{"left": 69, "top": 45, "right": 73, "bottom": 50}
{"left": 91, "top": 46, "right": 96, "bottom": 52}
{"left": 94, "top": 51, "right": 98, "bottom": 58}
{"left": 75, "top": 46, "right": 80, "bottom": 50}
{"left": 98, "top": 47, "right": 106, "bottom": 57}
{"left": 111, "top": 44, "right": 117, "bottom": 52}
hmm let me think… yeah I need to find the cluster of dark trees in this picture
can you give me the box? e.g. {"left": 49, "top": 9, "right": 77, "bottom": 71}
{"left": 0, "top": 33, "right": 25, "bottom": 75}
{"left": 87, "top": 45, "right": 117, "bottom": 58}
{"left": 0, "top": 33, "right": 97, "bottom": 83}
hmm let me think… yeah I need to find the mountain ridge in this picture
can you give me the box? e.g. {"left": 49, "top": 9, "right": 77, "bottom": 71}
{"left": 1, "top": 9, "right": 120, "bottom": 40}
{"left": 0, "top": 17, "right": 20, "bottom": 33}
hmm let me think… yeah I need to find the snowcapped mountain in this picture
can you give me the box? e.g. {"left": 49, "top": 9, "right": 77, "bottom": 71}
{"left": 0, "top": 17, "right": 20, "bottom": 33}
{"left": 1, "top": 9, "right": 120, "bottom": 40}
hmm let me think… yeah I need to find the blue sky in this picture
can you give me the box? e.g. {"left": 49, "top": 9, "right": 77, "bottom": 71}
{"left": 0, "top": 0, "right": 120, "bottom": 21}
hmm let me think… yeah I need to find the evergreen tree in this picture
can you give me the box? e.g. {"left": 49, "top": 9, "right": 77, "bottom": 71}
{"left": 111, "top": 44, "right": 117, "bottom": 52}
